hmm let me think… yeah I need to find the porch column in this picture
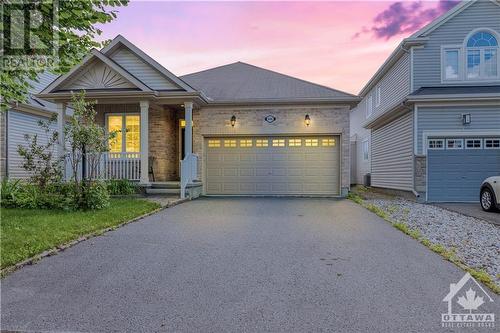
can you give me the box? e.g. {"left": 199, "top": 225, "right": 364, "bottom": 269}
{"left": 140, "top": 100, "right": 150, "bottom": 185}
{"left": 56, "top": 103, "right": 66, "bottom": 180}
{"left": 184, "top": 101, "right": 193, "bottom": 157}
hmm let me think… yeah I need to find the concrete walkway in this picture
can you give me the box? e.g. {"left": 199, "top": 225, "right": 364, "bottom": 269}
{"left": 1, "top": 198, "right": 498, "bottom": 332}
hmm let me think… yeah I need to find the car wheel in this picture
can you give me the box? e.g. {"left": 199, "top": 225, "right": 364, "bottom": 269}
{"left": 480, "top": 188, "right": 495, "bottom": 212}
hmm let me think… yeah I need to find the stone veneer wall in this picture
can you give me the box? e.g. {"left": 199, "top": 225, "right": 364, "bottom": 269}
{"left": 193, "top": 105, "right": 351, "bottom": 195}
{"left": 95, "top": 104, "right": 178, "bottom": 181}
{"left": 414, "top": 155, "right": 426, "bottom": 193}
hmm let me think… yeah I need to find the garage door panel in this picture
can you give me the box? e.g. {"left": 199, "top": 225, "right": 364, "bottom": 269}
{"left": 427, "top": 143, "right": 500, "bottom": 202}
{"left": 206, "top": 136, "right": 340, "bottom": 195}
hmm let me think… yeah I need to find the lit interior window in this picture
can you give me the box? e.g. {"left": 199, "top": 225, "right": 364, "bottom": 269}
{"left": 108, "top": 115, "right": 123, "bottom": 153}
{"left": 322, "top": 138, "right": 336, "bottom": 146}
{"left": 272, "top": 139, "right": 285, "bottom": 147}
{"left": 224, "top": 139, "right": 237, "bottom": 147}
{"left": 208, "top": 139, "right": 221, "bottom": 148}
{"left": 305, "top": 138, "right": 319, "bottom": 147}
{"left": 240, "top": 139, "right": 253, "bottom": 147}
{"left": 107, "top": 114, "right": 140, "bottom": 155}
{"left": 288, "top": 138, "right": 302, "bottom": 147}
{"left": 256, "top": 139, "right": 269, "bottom": 147}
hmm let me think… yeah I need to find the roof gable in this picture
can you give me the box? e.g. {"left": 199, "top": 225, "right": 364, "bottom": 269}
{"left": 180, "top": 62, "right": 357, "bottom": 103}
{"left": 101, "top": 35, "right": 196, "bottom": 92}
{"left": 41, "top": 49, "right": 151, "bottom": 93}
{"left": 410, "top": 0, "right": 500, "bottom": 38}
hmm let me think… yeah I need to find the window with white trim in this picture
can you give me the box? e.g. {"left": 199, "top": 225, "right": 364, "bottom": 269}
{"left": 107, "top": 114, "right": 140, "bottom": 156}
{"left": 428, "top": 139, "right": 444, "bottom": 149}
{"left": 366, "top": 95, "right": 373, "bottom": 119}
{"left": 465, "top": 138, "right": 482, "bottom": 149}
{"left": 375, "top": 86, "right": 381, "bottom": 107}
{"left": 446, "top": 139, "right": 463, "bottom": 149}
{"left": 288, "top": 138, "right": 302, "bottom": 147}
{"left": 443, "top": 48, "right": 460, "bottom": 80}
{"left": 362, "top": 139, "right": 369, "bottom": 160}
{"left": 467, "top": 31, "right": 498, "bottom": 79}
{"left": 485, "top": 138, "right": 500, "bottom": 149}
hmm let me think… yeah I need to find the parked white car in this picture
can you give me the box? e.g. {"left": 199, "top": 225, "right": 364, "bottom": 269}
{"left": 480, "top": 176, "right": 500, "bottom": 212}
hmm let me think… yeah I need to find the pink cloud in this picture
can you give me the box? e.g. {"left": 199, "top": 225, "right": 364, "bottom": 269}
{"left": 357, "top": 0, "right": 460, "bottom": 40}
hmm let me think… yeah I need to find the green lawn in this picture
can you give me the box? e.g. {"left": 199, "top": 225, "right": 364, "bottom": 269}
{"left": 1, "top": 199, "right": 160, "bottom": 269}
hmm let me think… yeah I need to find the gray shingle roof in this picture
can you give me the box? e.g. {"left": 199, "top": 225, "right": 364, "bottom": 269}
{"left": 410, "top": 86, "right": 500, "bottom": 96}
{"left": 180, "top": 62, "right": 357, "bottom": 102}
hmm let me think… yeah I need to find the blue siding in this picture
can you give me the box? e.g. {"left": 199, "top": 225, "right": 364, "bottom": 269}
{"left": 416, "top": 105, "right": 500, "bottom": 154}
{"left": 413, "top": 0, "right": 500, "bottom": 89}
{"left": 428, "top": 149, "right": 500, "bottom": 202}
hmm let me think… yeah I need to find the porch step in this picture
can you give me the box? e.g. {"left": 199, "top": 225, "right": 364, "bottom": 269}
{"left": 145, "top": 187, "right": 180, "bottom": 195}
{"left": 150, "top": 181, "right": 180, "bottom": 189}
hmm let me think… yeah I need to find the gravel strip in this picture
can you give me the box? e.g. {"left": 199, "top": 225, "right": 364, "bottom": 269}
{"left": 365, "top": 198, "right": 500, "bottom": 283}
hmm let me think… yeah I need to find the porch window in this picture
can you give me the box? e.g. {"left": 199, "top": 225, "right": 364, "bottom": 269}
{"left": 107, "top": 114, "right": 140, "bottom": 156}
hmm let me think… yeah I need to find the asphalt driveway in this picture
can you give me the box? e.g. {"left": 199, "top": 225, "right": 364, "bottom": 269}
{"left": 2, "top": 198, "right": 498, "bottom": 332}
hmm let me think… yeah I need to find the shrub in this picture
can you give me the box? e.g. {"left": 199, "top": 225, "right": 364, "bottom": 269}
{"left": 0, "top": 179, "right": 110, "bottom": 211}
{"left": 106, "top": 179, "right": 137, "bottom": 196}
{"left": 78, "top": 182, "right": 110, "bottom": 210}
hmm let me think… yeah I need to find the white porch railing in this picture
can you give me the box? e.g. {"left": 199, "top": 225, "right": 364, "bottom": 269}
{"left": 180, "top": 153, "right": 199, "bottom": 198}
{"left": 65, "top": 152, "right": 141, "bottom": 181}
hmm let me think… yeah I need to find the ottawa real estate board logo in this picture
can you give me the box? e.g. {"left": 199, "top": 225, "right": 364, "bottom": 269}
{"left": 442, "top": 273, "right": 495, "bottom": 329}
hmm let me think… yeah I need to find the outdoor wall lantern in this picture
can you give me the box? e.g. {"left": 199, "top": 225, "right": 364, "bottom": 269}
{"left": 305, "top": 114, "right": 311, "bottom": 126}
{"left": 462, "top": 113, "right": 471, "bottom": 125}
{"left": 230, "top": 115, "right": 236, "bottom": 127}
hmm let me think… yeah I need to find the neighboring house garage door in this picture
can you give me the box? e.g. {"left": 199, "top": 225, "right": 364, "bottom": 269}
{"left": 205, "top": 136, "right": 340, "bottom": 195}
{"left": 427, "top": 137, "right": 500, "bottom": 202}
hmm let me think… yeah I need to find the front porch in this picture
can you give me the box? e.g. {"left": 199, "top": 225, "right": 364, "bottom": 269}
{"left": 60, "top": 99, "right": 201, "bottom": 199}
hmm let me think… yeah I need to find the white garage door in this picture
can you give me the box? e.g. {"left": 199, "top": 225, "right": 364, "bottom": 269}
{"left": 205, "top": 136, "right": 340, "bottom": 195}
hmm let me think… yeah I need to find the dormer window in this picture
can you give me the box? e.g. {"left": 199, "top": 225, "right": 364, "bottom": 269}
{"left": 466, "top": 31, "right": 498, "bottom": 79}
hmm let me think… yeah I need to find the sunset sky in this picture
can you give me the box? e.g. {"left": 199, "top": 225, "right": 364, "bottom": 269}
{"left": 99, "top": 1, "right": 460, "bottom": 94}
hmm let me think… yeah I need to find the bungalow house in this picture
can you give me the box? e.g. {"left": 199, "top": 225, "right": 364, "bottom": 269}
{"left": 28, "top": 35, "right": 358, "bottom": 198}
{"left": 350, "top": 0, "right": 500, "bottom": 202}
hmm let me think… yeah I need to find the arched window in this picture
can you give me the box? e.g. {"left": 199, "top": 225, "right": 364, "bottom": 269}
{"left": 466, "top": 31, "right": 498, "bottom": 79}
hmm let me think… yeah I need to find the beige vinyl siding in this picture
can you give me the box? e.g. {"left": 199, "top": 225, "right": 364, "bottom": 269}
{"left": 371, "top": 111, "right": 414, "bottom": 191}
{"left": 413, "top": 0, "right": 500, "bottom": 89}
{"left": 109, "top": 47, "right": 181, "bottom": 90}
{"left": 7, "top": 110, "right": 57, "bottom": 179}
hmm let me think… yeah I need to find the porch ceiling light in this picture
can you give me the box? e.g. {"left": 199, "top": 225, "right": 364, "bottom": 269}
{"left": 230, "top": 115, "right": 236, "bottom": 127}
{"left": 305, "top": 114, "right": 311, "bottom": 126}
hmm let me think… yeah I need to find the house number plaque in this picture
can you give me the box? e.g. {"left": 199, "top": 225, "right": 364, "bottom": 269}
{"left": 264, "top": 115, "right": 276, "bottom": 123}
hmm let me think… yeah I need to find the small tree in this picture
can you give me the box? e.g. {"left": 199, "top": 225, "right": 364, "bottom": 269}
{"left": 65, "top": 91, "right": 117, "bottom": 184}
{"left": 17, "top": 115, "right": 63, "bottom": 187}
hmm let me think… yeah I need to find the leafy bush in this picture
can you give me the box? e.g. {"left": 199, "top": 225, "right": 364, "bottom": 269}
{"left": 106, "top": 179, "right": 137, "bottom": 196}
{"left": 78, "top": 182, "right": 110, "bottom": 210}
{"left": 0, "top": 179, "right": 110, "bottom": 211}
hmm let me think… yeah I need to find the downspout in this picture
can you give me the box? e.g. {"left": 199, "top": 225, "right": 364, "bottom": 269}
{"left": 5, "top": 110, "right": 8, "bottom": 179}
{"left": 400, "top": 100, "right": 420, "bottom": 199}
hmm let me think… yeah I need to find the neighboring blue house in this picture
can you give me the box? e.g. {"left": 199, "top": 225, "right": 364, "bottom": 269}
{"left": 350, "top": 0, "right": 500, "bottom": 202}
